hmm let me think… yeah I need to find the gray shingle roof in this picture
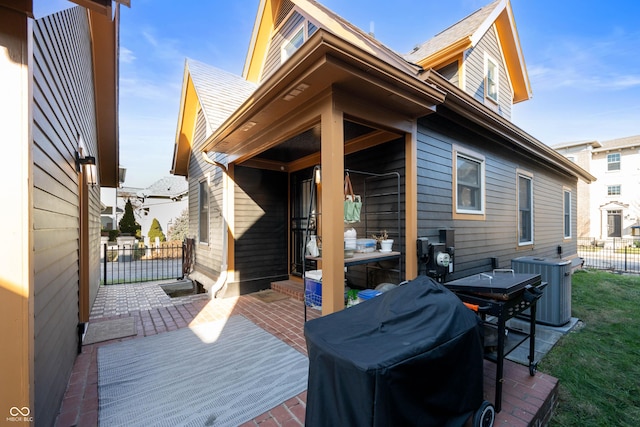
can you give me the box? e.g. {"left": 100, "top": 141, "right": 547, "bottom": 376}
{"left": 594, "top": 135, "right": 640, "bottom": 152}
{"left": 186, "top": 58, "right": 258, "bottom": 136}
{"left": 403, "top": 0, "right": 501, "bottom": 63}
{"left": 139, "top": 176, "right": 188, "bottom": 199}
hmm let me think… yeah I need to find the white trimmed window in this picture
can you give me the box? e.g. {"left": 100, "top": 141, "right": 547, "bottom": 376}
{"left": 607, "top": 153, "right": 620, "bottom": 171}
{"left": 485, "top": 54, "right": 499, "bottom": 103}
{"left": 199, "top": 179, "right": 209, "bottom": 244}
{"left": 455, "top": 147, "right": 485, "bottom": 216}
{"left": 518, "top": 173, "right": 533, "bottom": 245}
{"left": 607, "top": 185, "right": 621, "bottom": 196}
{"left": 563, "top": 189, "right": 571, "bottom": 239}
{"left": 281, "top": 25, "right": 305, "bottom": 63}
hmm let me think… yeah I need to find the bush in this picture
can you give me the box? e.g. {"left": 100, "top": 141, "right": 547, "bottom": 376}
{"left": 108, "top": 229, "right": 119, "bottom": 242}
{"left": 147, "top": 218, "right": 166, "bottom": 242}
{"left": 168, "top": 209, "right": 189, "bottom": 242}
{"left": 119, "top": 199, "right": 141, "bottom": 236}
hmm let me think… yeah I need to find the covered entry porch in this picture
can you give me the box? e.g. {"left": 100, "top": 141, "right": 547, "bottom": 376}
{"left": 174, "top": 30, "right": 446, "bottom": 315}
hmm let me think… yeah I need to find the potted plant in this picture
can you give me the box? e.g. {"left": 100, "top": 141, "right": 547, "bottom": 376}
{"left": 372, "top": 230, "right": 393, "bottom": 252}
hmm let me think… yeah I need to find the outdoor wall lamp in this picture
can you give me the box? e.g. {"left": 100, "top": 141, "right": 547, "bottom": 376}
{"left": 76, "top": 151, "right": 97, "bottom": 186}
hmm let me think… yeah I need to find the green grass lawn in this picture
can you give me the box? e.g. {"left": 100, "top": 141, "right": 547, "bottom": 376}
{"left": 540, "top": 270, "right": 640, "bottom": 426}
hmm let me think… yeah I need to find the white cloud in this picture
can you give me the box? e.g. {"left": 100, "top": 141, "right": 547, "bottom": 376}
{"left": 120, "top": 46, "right": 136, "bottom": 64}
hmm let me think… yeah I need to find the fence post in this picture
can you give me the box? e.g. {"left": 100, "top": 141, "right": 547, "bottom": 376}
{"left": 624, "top": 245, "right": 627, "bottom": 272}
{"left": 180, "top": 241, "right": 185, "bottom": 280}
{"left": 103, "top": 243, "right": 107, "bottom": 284}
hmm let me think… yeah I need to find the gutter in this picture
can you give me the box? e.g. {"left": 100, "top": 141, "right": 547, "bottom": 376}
{"left": 199, "top": 152, "right": 229, "bottom": 298}
{"left": 423, "top": 70, "right": 597, "bottom": 184}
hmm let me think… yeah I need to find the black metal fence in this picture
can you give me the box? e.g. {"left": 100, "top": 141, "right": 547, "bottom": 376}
{"left": 101, "top": 242, "right": 185, "bottom": 284}
{"left": 577, "top": 237, "right": 640, "bottom": 274}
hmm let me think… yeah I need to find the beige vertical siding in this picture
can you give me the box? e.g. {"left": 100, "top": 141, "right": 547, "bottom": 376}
{"left": 32, "top": 7, "right": 99, "bottom": 425}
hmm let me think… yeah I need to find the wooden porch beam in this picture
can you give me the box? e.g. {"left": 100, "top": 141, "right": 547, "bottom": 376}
{"left": 320, "top": 93, "right": 345, "bottom": 315}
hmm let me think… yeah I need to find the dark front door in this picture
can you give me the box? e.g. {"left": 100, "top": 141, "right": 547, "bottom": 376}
{"left": 607, "top": 210, "right": 622, "bottom": 237}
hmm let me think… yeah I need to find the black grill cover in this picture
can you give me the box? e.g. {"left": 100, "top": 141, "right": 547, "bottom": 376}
{"left": 304, "top": 276, "right": 484, "bottom": 427}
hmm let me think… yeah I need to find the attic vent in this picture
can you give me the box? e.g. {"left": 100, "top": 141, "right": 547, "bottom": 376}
{"left": 276, "top": 0, "right": 295, "bottom": 27}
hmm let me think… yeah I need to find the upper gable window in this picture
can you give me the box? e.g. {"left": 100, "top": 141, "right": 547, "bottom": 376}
{"left": 607, "top": 153, "right": 620, "bottom": 171}
{"left": 485, "top": 55, "right": 499, "bottom": 103}
{"left": 281, "top": 25, "right": 305, "bottom": 63}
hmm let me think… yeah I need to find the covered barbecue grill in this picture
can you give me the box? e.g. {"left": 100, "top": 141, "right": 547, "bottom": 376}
{"left": 304, "top": 276, "right": 495, "bottom": 427}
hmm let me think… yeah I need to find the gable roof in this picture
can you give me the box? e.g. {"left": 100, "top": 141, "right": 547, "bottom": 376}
{"left": 171, "top": 59, "right": 258, "bottom": 176}
{"left": 188, "top": 59, "right": 258, "bottom": 137}
{"left": 403, "top": 0, "right": 531, "bottom": 104}
{"left": 404, "top": 0, "right": 501, "bottom": 63}
{"left": 171, "top": 0, "right": 593, "bottom": 184}
{"left": 243, "top": 0, "right": 420, "bottom": 83}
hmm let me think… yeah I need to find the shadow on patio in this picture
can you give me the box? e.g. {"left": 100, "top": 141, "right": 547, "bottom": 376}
{"left": 55, "top": 280, "right": 557, "bottom": 427}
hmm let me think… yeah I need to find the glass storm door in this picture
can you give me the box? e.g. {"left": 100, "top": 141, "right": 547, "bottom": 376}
{"left": 290, "top": 168, "right": 316, "bottom": 276}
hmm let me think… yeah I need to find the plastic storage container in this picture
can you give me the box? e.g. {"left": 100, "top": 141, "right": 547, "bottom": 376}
{"left": 356, "top": 238, "right": 376, "bottom": 253}
{"left": 305, "top": 270, "right": 322, "bottom": 308}
{"left": 357, "top": 289, "right": 382, "bottom": 303}
{"left": 511, "top": 256, "right": 572, "bottom": 326}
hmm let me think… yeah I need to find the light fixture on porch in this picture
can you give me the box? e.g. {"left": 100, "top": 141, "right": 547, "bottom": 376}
{"left": 76, "top": 134, "right": 97, "bottom": 186}
{"left": 282, "top": 83, "right": 309, "bottom": 101}
{"left": 315, "top": 166, "right": 321, "bottom": 184}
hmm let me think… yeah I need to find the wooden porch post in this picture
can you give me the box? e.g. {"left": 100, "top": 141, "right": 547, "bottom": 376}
{"left": 320, "top": 94, "right": 345, "bottom": 315}
{"left": 405, "top": 124, "right": 418, "bottom": 280}
{"left": 0, "top": 6, "right": 35, "bottom": 421}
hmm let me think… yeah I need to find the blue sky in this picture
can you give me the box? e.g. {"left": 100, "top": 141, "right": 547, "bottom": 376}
{"left": 40, "top": 0, "right": 640, "bottom": 188}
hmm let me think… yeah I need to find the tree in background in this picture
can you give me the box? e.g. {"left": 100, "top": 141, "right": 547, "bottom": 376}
{"left": 147, "top": 218, "right": 166, "bottom": 242}
{"left": 118, "top": 199, "right": 141, "bottom": 237}
{"left": 168, "top": 209, "right": 189, "bottom": 242}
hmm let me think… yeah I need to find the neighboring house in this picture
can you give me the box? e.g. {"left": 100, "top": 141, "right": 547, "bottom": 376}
{"left": 171, "top": 0, "right": 594, "bottom": 316}
{"left": 101, "top": 176, "right": 189, "bottom": 239}
{"left": 554, "top": 136, "right": 640, "bottom": 240}
{"left": 1, "top": 1, "right": 125, "bottom": 425}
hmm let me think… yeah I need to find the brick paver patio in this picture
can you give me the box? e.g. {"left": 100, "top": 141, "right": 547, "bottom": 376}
{"left": 54, "top": 280, "right": 557, "bottom": 426}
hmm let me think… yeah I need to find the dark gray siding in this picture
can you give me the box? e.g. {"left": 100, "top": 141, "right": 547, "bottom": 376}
{"left": 436, "top": 61, "right": 460, "bottom": 87}
{"left": 32, "top": 7, "right": 99, "bottom": 425}
{"left": 464, "top": 25, "right": 513, "bottom": 120}
{"left": 262, "top": 10, "right": 306, "bottom": 82}
{"left": 418, "top": 112, "right": 578, "bottom": 280}
{"left": 232, "top": 166, "right": 289, "bottom": 294}
{"left": 189, "top": 108, "right": 224, "bottom": 277}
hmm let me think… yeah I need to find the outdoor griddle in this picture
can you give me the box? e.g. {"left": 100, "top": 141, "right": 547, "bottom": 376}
{"left": 444, "top": 271, "right": 546, "bottom": 412}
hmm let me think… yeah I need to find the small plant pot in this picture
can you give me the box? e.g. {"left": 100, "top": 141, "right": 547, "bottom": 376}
{"left": 380, "top": 239, "right": 394, "bottom": 252}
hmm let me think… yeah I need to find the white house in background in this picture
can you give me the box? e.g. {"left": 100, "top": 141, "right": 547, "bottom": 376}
{"left": 101, "top": 176, "right": 189, "bottom": 238}
{"left": 554, "top": 135, "right": 640, "bottom": 240}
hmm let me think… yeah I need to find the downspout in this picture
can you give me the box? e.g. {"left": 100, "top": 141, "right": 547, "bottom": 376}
{"left": 201, "top": 151, "right": 229, "bottom": 298}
